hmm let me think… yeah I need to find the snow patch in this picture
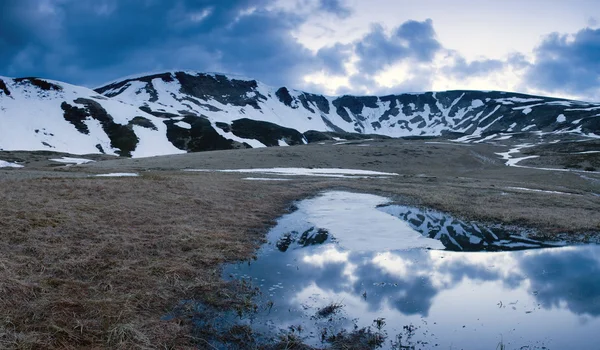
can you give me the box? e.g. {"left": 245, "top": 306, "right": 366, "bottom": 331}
{"left": 571, "top": 151, "right": 600, "bottom": 154}
{"left": 522, "top": 125, "right": 536, "bottom": 131}
{"left": 95, "top": 173, "right": 139, "bottom": 177}
{"left": 505, "top": 187, "right": 575, "bottom": 195}
{"left": 174, "top": 121, "right": 192, "bottom": 129}
{"left": 185, "top": 168, "right": 398, "bottom": 178}
{"left": 471, "top": 99, "right": 484, "bottom": 108}
{"left": 495, "top": 144, "right": 539, "bottom": 167}
{"left": 495, "top": 97, "right": 543, "bottom": 104}
{"left": 0, "top": 160, "right": 24, "bottom": 168}
{"left": 50, "top": 157, "right": 95, "bottom": 165}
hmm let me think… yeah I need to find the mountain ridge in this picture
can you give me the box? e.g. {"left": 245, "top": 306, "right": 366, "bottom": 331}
{"left": 1, "top": 71, "right": 599, "bottom": 157}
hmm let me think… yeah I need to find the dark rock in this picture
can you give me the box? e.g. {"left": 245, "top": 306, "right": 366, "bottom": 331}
{"left": 302, "top": 93, "right": 330, "bottom": 114}
{"left": 14, "top": 77, "right": 62, "bottom": 92}
{"left": 139, "top": 106, "right": 180, "bottom": 119}
{"left": 128, "top": 116, "right": 158, "bottom": 130}
{"left": 332, "top": 95, "right": 379, "bottom": 123}
{"left": 164, "top": 115, "right": 246, "bottom": 152}
{"left": 303, "top": 130, "right": 332, "bottom": 143}
{"left": 0, "top": 79, "right": 10, "bottom": 96}
{"left": 230, "top": 118, "right": 305, "bottom": 147}
{"left": 72, "top": 98, "right": 139, "bottom": 157}
{"left": 61, "top": 102, "right": 90, "bottom": 134}
{"left": 215, "top": 122, "right": 231, "bottom": 133}
{"left": 95, "top": 72, "right": 174, "bottom": 96}
{"left": 180, "top": 96, "right": 222, "bottom": 112}
{"left": 276, "top": 87, "right": 295, "bottom": 107}
{"left": 174, "top": 72, "right": 267, "bottom": 109}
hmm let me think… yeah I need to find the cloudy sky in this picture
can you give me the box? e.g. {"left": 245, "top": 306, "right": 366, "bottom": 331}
{"left": 1, "top": 0, "right": 599, "bottom": 101}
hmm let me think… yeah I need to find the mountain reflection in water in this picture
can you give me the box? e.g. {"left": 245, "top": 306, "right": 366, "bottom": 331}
{"left": 225, "top": 192, "right": 600, "bottom": 349}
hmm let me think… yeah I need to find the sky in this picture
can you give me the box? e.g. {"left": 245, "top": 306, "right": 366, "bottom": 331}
{"left": 1, "top": 0, "right": 599, "bottom": 101}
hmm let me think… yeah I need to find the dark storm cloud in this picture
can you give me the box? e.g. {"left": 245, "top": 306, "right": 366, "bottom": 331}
{"left": 0, "top": 0, "right": 316, "bottom": 87}
{"left": 6, "top": 1, "right": 596, "bottom": 99}
{"left": 354, "top": 19, "right": 441, "bottom": 74}
{"left": 524, "top": 27, "right": 600, "bottom": 98}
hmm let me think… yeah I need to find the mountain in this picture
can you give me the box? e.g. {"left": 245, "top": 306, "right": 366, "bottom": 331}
{"left": 0, "top": 76, "right": 182, "bottom": 157}
{"left": 1, "top": 71, "right": 599, "bottom": 157}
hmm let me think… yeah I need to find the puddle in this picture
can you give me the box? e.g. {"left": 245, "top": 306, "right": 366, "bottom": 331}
{"left": 222, "top": 191, "right": 600, "bottom": 349}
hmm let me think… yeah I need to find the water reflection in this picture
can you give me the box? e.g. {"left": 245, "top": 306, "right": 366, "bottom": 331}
{"left": 224, "top": 192, "right": 600, "bottom": 349}
{"left": 379, "top": 205, "right": 559, "bottom": 251}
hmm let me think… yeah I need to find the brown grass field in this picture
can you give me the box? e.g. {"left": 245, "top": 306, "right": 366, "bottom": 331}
{"left": 0, "top": 139, "right": 598, "bottom": 348}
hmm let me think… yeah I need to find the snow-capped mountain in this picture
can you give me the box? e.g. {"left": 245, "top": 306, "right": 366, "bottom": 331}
{"left": 0, "top": 76, "right": 182, "bottom": 157}
{"left": 1, "top": 71, "right": 599, "bottom": 157}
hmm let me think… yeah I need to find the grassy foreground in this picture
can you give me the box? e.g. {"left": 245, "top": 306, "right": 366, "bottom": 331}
{"left": 0, "top": 139, "right": 598, "bottom": 348}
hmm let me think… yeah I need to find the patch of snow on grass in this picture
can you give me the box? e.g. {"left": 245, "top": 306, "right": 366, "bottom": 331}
{"left": 95, "top": 173, "right": 139, "bottom": 177}
{"left": 426, "top": 141, "right": 472, "bottom": 146}
{"left": 571, "top": 151, "right": 600, "bottom": 154}
{"left": 557, "top": 114, "right": 566, "bottom": 123}
{"left": 185, "top": 168, "right": 398, "bottom": 178}
{"left": 174, "top": 121, "right": 192, "bottom": 129}
{"left": 0, "top": 160, "right": 24, "bottom": 168}
{"left": 50, "top": 157, "right": 95, "bottom": 165}
{"left": 496, "top": 145, "right": 600, "bottom": 173}
{"left": 495, "top": 144, "right": 538, "bottom": 167}
{"left": 243, "top": 177, "right": 291, "bottom": 181}
{"left": 505, "top": 187, "right": 574, "bottom": 195}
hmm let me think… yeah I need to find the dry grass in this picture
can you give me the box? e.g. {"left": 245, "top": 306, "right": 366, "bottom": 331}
{"left": 0, "top": 175, "right": 324, "bottom": 349}
{"left": 0, "top": 139, "right": 598, "bottom": 348}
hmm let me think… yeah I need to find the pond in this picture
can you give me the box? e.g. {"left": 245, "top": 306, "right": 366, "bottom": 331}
{"left": 224, "top": 191, "right": 600, "bottom": 349}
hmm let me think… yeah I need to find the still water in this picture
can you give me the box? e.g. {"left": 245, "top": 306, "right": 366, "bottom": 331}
{"left": 225, "top": 191, "right": 600, "bottom": 349}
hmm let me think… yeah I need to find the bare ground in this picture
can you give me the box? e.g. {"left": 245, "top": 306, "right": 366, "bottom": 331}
{"left": 0, "top": 139, "right": 598, "bottom": 348}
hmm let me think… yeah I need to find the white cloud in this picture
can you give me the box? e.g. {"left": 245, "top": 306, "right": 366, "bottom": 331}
{"left": 189, "top": 8, "right": 212, "bottom": 22}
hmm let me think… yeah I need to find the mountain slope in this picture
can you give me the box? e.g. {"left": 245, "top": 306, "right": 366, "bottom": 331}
{"left": 0, "top": 76, "right": 183, "bottom": 157}
{"left": 97, "top": 71, "right": 600, "bottom": 139}
{"left": 1, "top": 71, "right": 599, "bottom": 157}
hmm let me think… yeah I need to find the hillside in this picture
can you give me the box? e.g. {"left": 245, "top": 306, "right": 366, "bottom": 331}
{"left": 0, "top": 71, "right": 599, "bottom": 157}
